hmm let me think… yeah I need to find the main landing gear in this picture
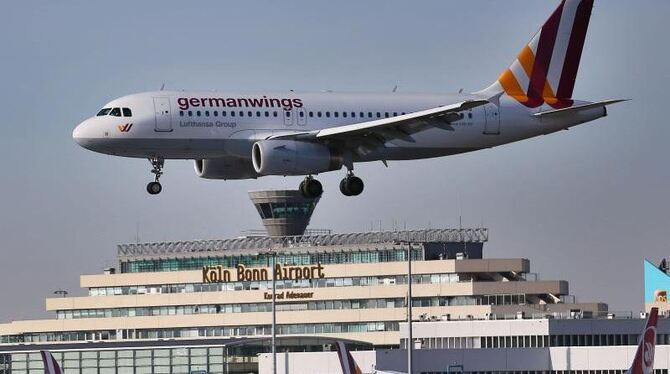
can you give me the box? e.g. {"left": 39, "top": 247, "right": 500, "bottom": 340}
{"left": 339, "top": 171, "right": 364, "bottom": 197}
{"left": 299, "top": 176, "right": 323, "bottom": 199}
{"left": 299, "top": 171, "right": 365, "bottom": 198}
{"left": 146, "top": 157, "right": 164, "bottom": 195}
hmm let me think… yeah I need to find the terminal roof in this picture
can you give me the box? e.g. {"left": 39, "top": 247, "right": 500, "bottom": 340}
{"left": 117, "top": 228, "right": 488, "bottom": 258}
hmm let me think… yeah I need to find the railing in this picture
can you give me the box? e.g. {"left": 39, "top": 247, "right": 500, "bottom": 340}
{"left": 117, "top": 228, "right": 489, "bottom": 258}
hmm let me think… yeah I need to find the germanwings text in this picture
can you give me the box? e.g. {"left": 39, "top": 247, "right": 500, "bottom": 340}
{"left": 178, "top": 96, "right": 303, "bottom": 111}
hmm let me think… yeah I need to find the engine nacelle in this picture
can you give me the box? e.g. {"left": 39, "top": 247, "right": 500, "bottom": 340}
{"left": 252, "top": 140, "right": 343, "bottom": 176}
{"left": 194, "top": 157, "right": 259, "bottom": 180}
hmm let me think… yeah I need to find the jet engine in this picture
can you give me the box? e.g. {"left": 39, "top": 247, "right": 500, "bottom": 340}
{"left": 252, "top": 140, "right": 343, "bottom": 176}
{"left": 194, "top": 157, "right": 259, "bottom": 180}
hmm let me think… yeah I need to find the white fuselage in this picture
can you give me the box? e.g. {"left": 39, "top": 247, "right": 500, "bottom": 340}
{"left": 72, "top": 90, "right": 604, "bottom": 177}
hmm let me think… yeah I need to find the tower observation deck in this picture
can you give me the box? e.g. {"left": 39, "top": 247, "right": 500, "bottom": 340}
{"left": 248, "top": 190, "right": 320, "bottom": 237}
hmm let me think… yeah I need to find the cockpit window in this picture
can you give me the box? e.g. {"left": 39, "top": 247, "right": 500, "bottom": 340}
{"left": 96, "top": 108, "right": 112, "bottom": 116}
{"left": 109, "top": 108, "right": 121, "bottom": 117}
{"left": 122, "top": 108, "right": 132, "bottom": 117}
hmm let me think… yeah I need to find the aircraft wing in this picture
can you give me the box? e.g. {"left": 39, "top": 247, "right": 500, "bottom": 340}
{"left": 269, "top": 99, "right": 490, "bottom": 155}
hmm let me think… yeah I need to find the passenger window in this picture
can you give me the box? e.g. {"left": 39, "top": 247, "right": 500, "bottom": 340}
{"left": 256, "top": 111, "right": 261, "bottom": 117}
{"left": 359, "top": 112, "right": 363, "bottom": 118}
{"left": 248, "top": 111, "right": 252, "bottom": 117}
{"left": 265, "top": 111, "right": 269, "bottom": 117}
{"left": 384, "top": 112, "right": 389, "bottom": 118}
{"left": 401, "top": 112, "right": 406, "bottom": 115}
{"left": 468, "top": 113, "right": 473, "bottom": 119}
{"left": 368, "top": 112, "right": 372, "bottom": 118}
{"left": 197, "top": 111, "right": 201, "bottom": 117}
{"left": 286, "top": 111, "right": 291, "bottom": 117}
{"left": 273, "top": 111, "right": 277, "bottom": 117}
{"left": 299, "top": 111, "right": 304, "bottom": 117}
{"left": 122, "top": 108, "right": 132, "bottom": 117}
{"left": 222, "top": 111, "right": 227, "bottom": 117}
{"left": 213, "top": 111, "right": 218, "bottom": 116}
{"left": 96, "top": 108, "right": 111, "bottom": 116}
{"left": 110, "top": 108, "right": 121, "bottom": 117}
{"left": 393, "top": 112, "right": 397, "bottom": 117}
{"left": 377, "top": 112, "right": 381, "bottom": 118}
{"left": 231, "top": 111, "right": 235, "bottom": 117}
{"left": 334, "top": 112, "right": 339, "bottom": 118}
{"left": 239, "top": 111, "right": 244, "bottom": 117}
{"left": 317, "top": 112, "right": 322, "bottom": 118}
{"left": 351, "top": 112, "right": 356, "bottom": 118}
{"left": 309, "top": 112, "right": 314, "bottom": 118}
{"left": 205, "top": 111, "right": 210, "bottom": 117}
{"left": 179, "top": 110, "right": 184, "bottom": 117}
{"left": 326, "top": 112, "right": 330, "bottom": 118}
{"left": 188, "top": 110, "right": 193, "bottom": 116}
{"left": 342, "top": 112, "right": 347, "bottom": 118}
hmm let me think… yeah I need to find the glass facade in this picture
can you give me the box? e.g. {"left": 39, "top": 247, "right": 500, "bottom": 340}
{"left": 2, "top": 346, "right": 258, "bottom": 374}
{"left": 254, "top": 201, "right": 316, "bottom": 219}
{"left": 120, "top": 247, "right": 422, "bottom": 273}
{"left": 404, "top": 333, "right": 670, "bottom": 350}
{"left": 88, "top": 271, "right": 459, "bottom": 297}
{"left": 57, "top": 294, "right": 527, "bottom": 320}
{"left": 1, "top": 322, "right": 400, "bottom": 344}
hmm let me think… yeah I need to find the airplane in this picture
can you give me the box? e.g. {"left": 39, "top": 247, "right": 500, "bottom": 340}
{"left": 625, "top": 307, "right": 659, "bottom": 374}
{"left": 40, "top": 351, "right": 62, "bottom": 374}
{"left": 336, "top": 341, "right": 364, "bottom": 374}
{"left": 334, "top": 307, "right": 660, "bottom": 374}
{"left": 72, "top": 0, "right": 624, "bottom": 197}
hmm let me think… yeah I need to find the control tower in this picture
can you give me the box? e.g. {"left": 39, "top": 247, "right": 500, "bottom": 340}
{"left": 248, "top": 190, "right": 321, "bottom": 237}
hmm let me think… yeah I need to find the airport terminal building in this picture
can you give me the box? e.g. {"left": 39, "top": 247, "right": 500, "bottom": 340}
{"left": 0, "top": 225, "right": 610, "bottom": 373}
{"left": 0, "top": 191, "right": 666, "bottom": 374}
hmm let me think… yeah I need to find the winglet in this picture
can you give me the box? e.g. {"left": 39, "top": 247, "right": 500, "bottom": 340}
{"left": 40, "top": 351, "right": 63, "bottom": 374}
{"left": 625, "top": 307, "right": 658, "bottom": 374}
{"left": 336, "top": 341, "right": 363, "bottom": 374}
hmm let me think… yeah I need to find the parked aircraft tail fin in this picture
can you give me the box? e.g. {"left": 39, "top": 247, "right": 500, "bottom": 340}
{"left": 336, "top": 341, "right": 363, "bottom": 374}
{"left": 625, "top": 307, "right": 659, "bottom": 374}
{"left": 40, "top": 351, "right": 63, "bottom": 374}
{"left": 479, "top": 0, "right": 594, "bottom": 109}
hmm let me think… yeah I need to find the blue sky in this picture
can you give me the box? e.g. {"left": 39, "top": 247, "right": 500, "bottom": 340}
{"left": 0, "top": 0, "right": 668, "bottom": 320}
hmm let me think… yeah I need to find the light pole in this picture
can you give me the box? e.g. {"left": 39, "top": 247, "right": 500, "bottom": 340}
{"left": 407, "top": 241, "right": 413, "bottom": 374}
{"left": 271, "top": 250, "right": 277, "bottom": 374}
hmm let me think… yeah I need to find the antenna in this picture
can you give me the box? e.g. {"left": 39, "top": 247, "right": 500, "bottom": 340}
{"left": 457, "top": 192, "right": 462, "bottom": 229}
{"left": 159, "top": 83, "right": 165, "bottom": 91}
{"left": 392, "top": 85, "right": 398, "bottom": 93}
{"left": 135, "top": 222, "right": 141, "bottom": 244}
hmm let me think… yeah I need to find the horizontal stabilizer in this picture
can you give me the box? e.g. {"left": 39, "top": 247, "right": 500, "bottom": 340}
{"left": 533, "top": 99, "right": 628, "bottom": 117}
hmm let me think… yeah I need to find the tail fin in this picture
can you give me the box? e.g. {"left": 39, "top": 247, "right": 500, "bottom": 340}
{"left": 335, "top": 341, "right": 363, "bottom": 374}
{"left": 480, "top": 0, "right": 594, "bottom": 109}
{"left": 625, "top": 307, "right": 659, "bottom": 374}
{"left": 40, "top": 351, "right": 63, "bottom": 374}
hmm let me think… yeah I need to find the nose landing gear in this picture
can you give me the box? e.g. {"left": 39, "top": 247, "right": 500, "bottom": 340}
{"left": 146, "top": 157, "right": 164, "bottom": 195}
{"left": 299, "top": 176, "right": 323, "bottom": 198}
{"left": 340, "top": 171, "right": 364, "bottom": 197}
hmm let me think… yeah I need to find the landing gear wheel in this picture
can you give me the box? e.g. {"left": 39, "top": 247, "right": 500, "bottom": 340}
{"left": 146, "top": 181, "right": 162, "bottom": 195}
{"left": 300, "top": 177, "right": 323, "bottom": 198}
{"left": 340, "top": 175, "right": 364, "bottom": 196}
{"left": 147, "top": 157, "right": 165, "bottom": 195}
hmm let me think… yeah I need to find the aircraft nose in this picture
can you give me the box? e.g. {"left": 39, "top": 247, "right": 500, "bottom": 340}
{"left": 72, "top": 121, "right": 87, "bottom": 146}
{"left": 72, "top": 119, "right": 97, "bottom": 150}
